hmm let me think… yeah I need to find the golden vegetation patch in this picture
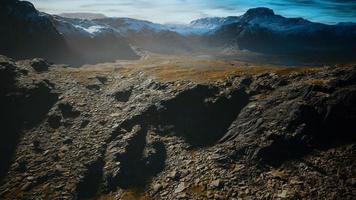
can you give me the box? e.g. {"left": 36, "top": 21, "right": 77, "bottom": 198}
{"left": 58, "top": 54, "right": 327, "bottom": 84}
{"left": 186, "top": 184, "right": 207, "bottom": 198}
{"left": 121, "top": 189, "right": 153, "bottom": 200}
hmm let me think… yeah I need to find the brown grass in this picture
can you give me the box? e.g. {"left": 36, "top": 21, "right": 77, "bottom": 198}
{"left": 59, "top": 54, "right": 326, "bottom": 84}
{"left": 186, "top": 184, "right": 206, "bottom": 198}
{"left": 130, "top": 65, "right": 323, "bottom": 83}
{"left": 96, "top": 194, "right": 116, "bottom": 200}
{"left": 121, "top": 189, "right": 153, "bottom": 200}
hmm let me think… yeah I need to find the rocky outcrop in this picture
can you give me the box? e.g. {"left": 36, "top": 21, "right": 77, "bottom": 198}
{"left": 0, "top": 56, "right": 58, "bottom": 181}
{"left": 0, "top": 55, "right": 355, "bottom": 199}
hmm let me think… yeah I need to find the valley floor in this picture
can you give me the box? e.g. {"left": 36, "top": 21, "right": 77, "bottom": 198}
{"left": 0, "top": 55, "right": 355, "bottom": 199}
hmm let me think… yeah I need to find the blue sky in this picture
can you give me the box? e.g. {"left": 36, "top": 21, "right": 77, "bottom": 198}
{"left": 29, "top": 0, "right": 356, "bottom": 24}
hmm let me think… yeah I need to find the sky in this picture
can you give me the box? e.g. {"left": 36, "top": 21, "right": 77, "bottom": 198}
{"left": 29, "top": 0, "right": 356, "bottom": 24}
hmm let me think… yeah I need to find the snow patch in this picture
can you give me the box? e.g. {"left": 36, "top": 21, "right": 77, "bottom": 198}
{"left": 75, "top": 25, "right": 104, "bottom": 34}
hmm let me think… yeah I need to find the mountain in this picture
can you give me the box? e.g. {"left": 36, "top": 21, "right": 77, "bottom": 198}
{"left": 53, "top": 7, "right": 356, "bottom": 62}
{"left": 52, "top": 16, "right": 140, "bottom": 63}
{"left": 53, "top": 16, "right": 195, "bottom": 54}
{"left": 207, "top": 8, "right": 356, "bottom": 62}
{"left": 59, "top": 12, "right": 107, "bottom": 20}
{"left": 0, "top": 0, "right": 139, "bottom": 66}
{"left": 1, "top": 1, "right": 355, "bottom": 65}
{"left": 189, "top": 16, "right": 240, "bottom": 30}
{"left": 0, "top": 0, "right": 74, "bottom": 64}
{"left": 91, "top": 18, "right": 203, "bottom": 54}
{"left": 93, "top": 18, "right": 168, "bottom": 35}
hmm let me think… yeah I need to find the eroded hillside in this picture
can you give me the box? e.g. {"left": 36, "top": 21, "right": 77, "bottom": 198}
{"left": 0, "top": 55, "right": 355, "bottom": 200}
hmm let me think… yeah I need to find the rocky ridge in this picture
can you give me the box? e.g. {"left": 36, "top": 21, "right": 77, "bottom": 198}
{"left": 0, "top": 55, "right": 355, "bottom": 199}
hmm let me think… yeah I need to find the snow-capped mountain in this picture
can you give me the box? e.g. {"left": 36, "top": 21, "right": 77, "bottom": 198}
{"left": 51, "top": 16, "right": 139, "bottom": 63}
{"left": 189, "top": 16, "right": 240, "bottom": 30}
{"left": 0, "top": 0, "right": 139, "bottom": 66}
{"left": 1, "top": 1, "right": 355, "bottom": 65}
{"left": 54, "top": 7, "right": 356, "bottom": 39}
{"left": 208, "top": 7, "right": 356, "bottom": 60}
{"left": 93, "top": 18, "right": 168, "bottom": 34}
{"left": 53, "top": 16, "right": 170, "bottom": 37}
{"left": 53, "top": 16, "right": 104, "bottom": 37}
{"left": 54, "top": 15, "right": 239, "bottom": 36}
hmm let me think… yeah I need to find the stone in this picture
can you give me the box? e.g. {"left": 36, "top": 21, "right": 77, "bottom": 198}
{"left": 174, "top": 182, "right": 187, "bottom": 193}
{"left": 80, "top": 119, "right": 90, "bottom": 128}
{"left": 210, "top": 179, "right": 221, "bottom": 188}
{"left": 55, "top": 164, "right": 65, "bottom": 172}
{"left": 168, "top": 170, "right": 179, "bottom": 180}
{"left": 96, "top": 76, "right": 108, "bottom": 84}
{"left": 112, "top": 90, "right": 132, "bottom": 102}
{"left": 86, "top": 84, "right": 101, "bottom": 91}
{"left": 21, "top": 182, "right": 32, "bottom": 191}
{"left": 177, "top": 192, "right": 187, "bottom": 199}
{"left": 47, "top": 114, "right": 62, "bottom": 129}
{"left": 277, "top": 190, "right": 289, "bottom": 198}
{"left": 153, "top": 183, "right": 163, "bottom": 194}
{"left": 58, "top": 102, "right": 80, "bottom": 118}
{"left": 60, "top": 145, "right": 69, "bottom": 152}
{"left": 30, "top": 58, "right": 50, "bottom": 72}
{"left": 63, "top": 137, "right": 73, "bottom": 145}
{"left": 14, "top": 160, "right": 27, "bottom": 172}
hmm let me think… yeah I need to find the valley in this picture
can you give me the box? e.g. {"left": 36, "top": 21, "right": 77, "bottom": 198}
{"left": 1, "top": 1, "right": 356, "bottom": 66}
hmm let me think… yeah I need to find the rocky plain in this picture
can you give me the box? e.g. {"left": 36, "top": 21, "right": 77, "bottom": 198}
{"left": 0, "top": 54, "right": 355, "bottom": 200}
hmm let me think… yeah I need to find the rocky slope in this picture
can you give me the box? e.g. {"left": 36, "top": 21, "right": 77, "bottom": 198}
{"left": 0, "top": 55, "right": 355, "bottom": 199}
{"left": 52, "top": 16, "right": 140, "bottom": 64}
{"left": 0, "top": 0, "right": 74, "bottom": 63}
{"left": 0, "top": 0, "right": 139, "bottom": 66}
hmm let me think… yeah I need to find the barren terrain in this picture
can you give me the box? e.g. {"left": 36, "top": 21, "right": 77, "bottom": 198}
{"left": 1, "top": 54, "right": 355, "bottom": 199}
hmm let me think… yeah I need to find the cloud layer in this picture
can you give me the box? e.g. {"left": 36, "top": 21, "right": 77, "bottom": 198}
{"left": 29, "top": 0, "right": 356, "bottom": 24}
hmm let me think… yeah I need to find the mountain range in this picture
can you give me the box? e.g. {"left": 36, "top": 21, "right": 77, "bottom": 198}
{"left": 1, "top": 0, "right": 355, "bottom": 66}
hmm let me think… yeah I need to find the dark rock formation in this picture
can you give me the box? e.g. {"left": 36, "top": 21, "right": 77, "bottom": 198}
{"left": 29, "top": 58, "right": 51, "bottom": 72}
{"left": 0, "top": 56, "right": 58, "bottom": 181}
{"left": 0, "top": 0, "right": 74, "bottom": 64}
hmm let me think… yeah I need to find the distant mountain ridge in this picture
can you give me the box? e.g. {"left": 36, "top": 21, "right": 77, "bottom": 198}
{"left": 207, "top": 8, "right": 356, "bottom": 61}
{"left": 53, "top": 7, "right": 356, "bottom": 62}
{"left": 1, "top": 1, "right": 355, "bottom": 65}
{"left": 59, "top": 12, "right": 107, "bottom": 20}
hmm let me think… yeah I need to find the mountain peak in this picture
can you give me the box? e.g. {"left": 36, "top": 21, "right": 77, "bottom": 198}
{"left": 2, "top": 0, "right": 36, "bottom": 13}
{"left": 244, "top": 7, "right": 275, "bottom": 17}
